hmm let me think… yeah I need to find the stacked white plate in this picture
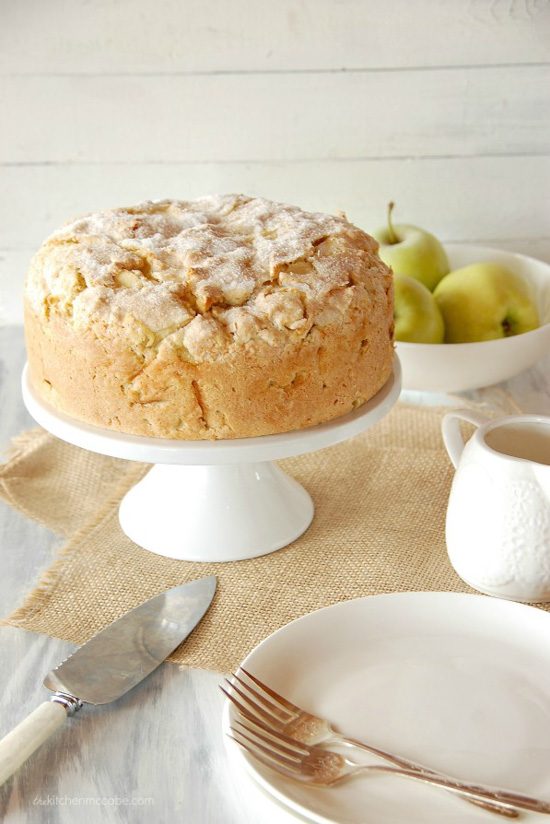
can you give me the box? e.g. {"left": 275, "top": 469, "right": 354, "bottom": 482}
{"left": 223, "top": 593, "right": 550, "bottom": 823}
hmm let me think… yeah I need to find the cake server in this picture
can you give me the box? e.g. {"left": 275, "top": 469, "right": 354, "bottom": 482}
{"left": 0, "top": 575, "right": 216, "bottom": 786}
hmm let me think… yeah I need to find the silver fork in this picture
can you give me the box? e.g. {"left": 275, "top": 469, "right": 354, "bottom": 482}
{"left": 225, "top": 667, "right": 455, "bottom": 769}
{"left": 221, "top": 669, "right": 534, "bottom": 818}
{"left": 228, "top": 715, "right": 550, "bottom": 816}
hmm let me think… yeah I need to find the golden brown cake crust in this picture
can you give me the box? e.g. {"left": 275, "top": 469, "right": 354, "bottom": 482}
{"left": 24, "top": 195, "right": 394, "bottom": 439}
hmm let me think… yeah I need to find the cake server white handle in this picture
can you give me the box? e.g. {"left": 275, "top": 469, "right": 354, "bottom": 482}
{"left": 0, "top": 696, "right": 81, "bottom": 786}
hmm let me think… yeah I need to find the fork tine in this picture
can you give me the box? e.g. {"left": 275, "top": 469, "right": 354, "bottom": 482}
{"left": 221, "top": 681, "right": 283, "bottom": 729}
{"left": 227, "top": 732, "right": 306, "bottom": 782}
{"left": 220, "top": 683, "right": 264, "bottom": 725}
{"left": 232, "top": 718, "right": 311, "bottom": 758}
{"left": 224, "top": 688, "right": 313, "bottom": 756}
{"left": 222, "top": 677, "right": 291, "bottom": 728}
{"left": 229, "top": 725, "right": 305, "bottom": 775}
{"left": 239, "top": 667, "right": 301, "bottom": 715}
{"left": 232, "top": 671, "right": 295, "bottom": 722}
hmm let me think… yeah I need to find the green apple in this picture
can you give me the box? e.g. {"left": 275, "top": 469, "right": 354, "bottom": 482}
{"left": 433, "top": 262, "right": 539, "bottom": 343}
{"left": 393, "top": 273, "right": 445, "bottom": 343}
{"left": 373, "top": 203, "right": 450, "bottom": 292}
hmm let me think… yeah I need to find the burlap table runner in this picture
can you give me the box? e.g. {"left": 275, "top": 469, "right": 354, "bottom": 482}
{"left": 0, "top": 403, "right": 479, "bottom": 673}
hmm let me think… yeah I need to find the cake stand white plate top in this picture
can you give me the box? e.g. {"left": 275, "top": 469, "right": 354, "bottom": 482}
{"left": 22, "top": 358, "right": 401, "bottom": 562}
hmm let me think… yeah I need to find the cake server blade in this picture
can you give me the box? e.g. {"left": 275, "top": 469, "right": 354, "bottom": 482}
{"left": 0, "top": 575, "right": 216, "bottom": 785}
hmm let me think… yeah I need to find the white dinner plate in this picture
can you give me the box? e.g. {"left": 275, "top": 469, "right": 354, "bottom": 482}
{"left": 222, "top": 592, "right": 550, "bottom": 823}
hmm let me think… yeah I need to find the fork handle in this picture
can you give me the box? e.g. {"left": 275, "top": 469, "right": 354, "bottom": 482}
{"left": 365, "top": 765, "right": 550, "bottom": 815}
{"left": 337, "top": 733, "right": 450, "bottom": 773}
{"left": 464, "top": 800, "right": 518, "bottom": 818}
{"left": 335, "top": 736, "right": 520, "bottom": 817}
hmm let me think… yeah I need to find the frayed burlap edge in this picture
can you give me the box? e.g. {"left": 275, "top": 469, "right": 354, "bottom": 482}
{"left": 4, "top": 457, "right": 149, "bottom": 626}
{"left": 0, "top": 428, "right": 53, "bottom": 526}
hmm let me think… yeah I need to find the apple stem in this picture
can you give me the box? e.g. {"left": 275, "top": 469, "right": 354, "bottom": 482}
{"left": 387, "top": 201, "right": 398, "bottom": 245}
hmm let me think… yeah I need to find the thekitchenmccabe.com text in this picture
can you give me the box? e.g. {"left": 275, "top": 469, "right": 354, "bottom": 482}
{"left": 33, "top": 795, "right": 154, "bottom": 806}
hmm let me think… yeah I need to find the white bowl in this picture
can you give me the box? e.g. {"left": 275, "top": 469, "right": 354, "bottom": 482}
{"left": 395, "top": 243, "right": 550, "bottom": 392}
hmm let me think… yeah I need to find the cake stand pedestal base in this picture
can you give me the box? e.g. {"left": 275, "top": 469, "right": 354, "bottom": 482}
{"left": 119, "top": 462, "right": 314, "bottom": 562}
{"left": 22, "top": 359, "right": 401, "bottom": 562}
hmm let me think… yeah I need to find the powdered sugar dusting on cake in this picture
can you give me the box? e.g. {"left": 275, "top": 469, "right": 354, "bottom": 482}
{"left": 25, "top": 194, "right": 383, "bottom": 347}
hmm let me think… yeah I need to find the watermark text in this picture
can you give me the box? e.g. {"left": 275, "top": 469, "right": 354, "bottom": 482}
{"left": 33, "top": 795, "right": 154, "bottom": 807}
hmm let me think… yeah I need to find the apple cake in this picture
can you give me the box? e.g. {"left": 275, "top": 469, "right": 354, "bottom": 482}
{"left": 24, "top": 195, "right": 394, "bottom": 440}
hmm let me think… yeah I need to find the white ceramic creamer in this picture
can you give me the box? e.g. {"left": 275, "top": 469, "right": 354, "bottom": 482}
{"left": 442, "top": 409, "right": 550, "bottom": 602}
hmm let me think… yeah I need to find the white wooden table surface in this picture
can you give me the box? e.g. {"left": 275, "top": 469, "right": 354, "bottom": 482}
{"left": 1, "top": 324, "right": 550, "bottom": 823}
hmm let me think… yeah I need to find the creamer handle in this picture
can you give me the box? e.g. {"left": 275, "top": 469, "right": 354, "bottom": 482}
{"left": 442, "top": 409, "right": 490, "bottom": 469}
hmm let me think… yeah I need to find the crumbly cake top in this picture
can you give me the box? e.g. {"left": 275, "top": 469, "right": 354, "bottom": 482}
{"left": 25, "top": 194, "right": 390, "bottom": 362}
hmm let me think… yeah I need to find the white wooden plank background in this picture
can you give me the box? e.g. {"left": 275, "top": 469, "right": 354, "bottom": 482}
{"left": 3, "top": 67, "right": 549, "bottom": 163}
{"left": 1, "top": 0, "right": 549, "bottom": 324}
{"left": 3, "top": 0, "right": 549, "bottom": 72}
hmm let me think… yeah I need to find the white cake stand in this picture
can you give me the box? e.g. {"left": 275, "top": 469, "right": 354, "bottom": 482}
{"left": 22, "top": 359, "right": 401, "bottom": 562}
